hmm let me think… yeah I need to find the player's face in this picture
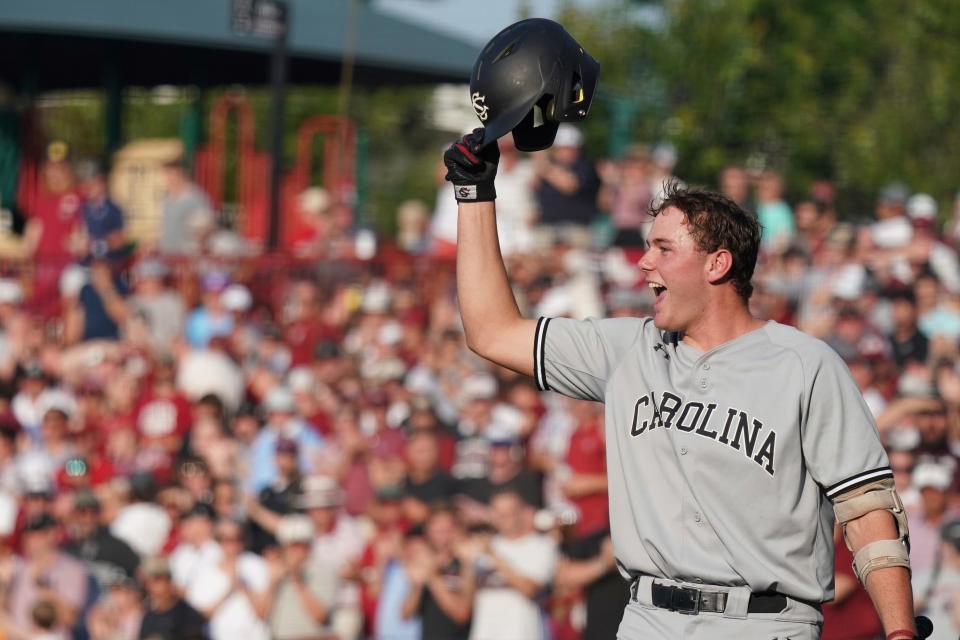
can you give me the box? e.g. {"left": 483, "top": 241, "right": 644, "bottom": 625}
{"left": 638, "top": 207, "right": 711, "bottom": 332}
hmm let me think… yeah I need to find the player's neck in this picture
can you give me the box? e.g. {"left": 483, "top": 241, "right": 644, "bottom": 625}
{"left": 681, "top": 301, "right": 765, "bottom": 353}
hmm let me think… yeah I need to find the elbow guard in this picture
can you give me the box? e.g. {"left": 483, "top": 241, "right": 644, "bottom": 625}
{"left": 832, "top": 478, "right": 910, "bottom": 584}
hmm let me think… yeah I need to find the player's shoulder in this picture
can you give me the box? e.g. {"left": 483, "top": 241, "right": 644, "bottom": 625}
{"left": 588, "top": 315, "right": 660, "bottom": 344}
{"left": 761, "top": 321, "right": 845, "bottom": 366}
{"left": 553, "top": 314, "right": 652, "bottom": 336}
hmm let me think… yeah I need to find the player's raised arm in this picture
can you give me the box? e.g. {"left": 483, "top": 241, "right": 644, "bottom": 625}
{"left": 444, "top": 129, "right": 538, "bottom": 376}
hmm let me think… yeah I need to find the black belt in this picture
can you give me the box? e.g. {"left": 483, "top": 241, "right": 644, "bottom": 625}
{"left": 642, "top": 582, "right": 790, "bottom": 615}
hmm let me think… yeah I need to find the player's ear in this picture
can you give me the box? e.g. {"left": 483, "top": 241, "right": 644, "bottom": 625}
{"left": 705, "top": 248, "right": 734, "bottom": 284}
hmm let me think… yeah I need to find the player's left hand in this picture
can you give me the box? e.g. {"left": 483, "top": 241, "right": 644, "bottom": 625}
{"left": 443, "top": 128, "right": 500, "bottom": 203}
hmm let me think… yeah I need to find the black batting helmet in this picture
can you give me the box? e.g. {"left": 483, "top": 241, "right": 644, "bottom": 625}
{"left": 469, "top": 18, "right": 600, "bottom": 152}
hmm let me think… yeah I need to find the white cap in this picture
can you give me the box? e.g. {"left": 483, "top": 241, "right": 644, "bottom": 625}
{"left": 913, "top": 462, "right": 952, "bottom": 491}
{"left": 377, "top": 321, "right": 403, "bottom": 346}
{"left": 907, "top": 193, "right": 937, "bottom": 221}
{"left": 276, "top": 514, "right": 316, "bottom": 544}
{"left": 652, "top": 143, "right": 677, "bottom": 169}
{"left": 287, "top": 366, "right": 316, "bottom": 395}
{"left": 298, "top": 187, "right": 331, "bottom": 216}
{"left": 0, "top": 279, "right": 23, "bottom": 305}
{"left": 553, "top": 124, "right": 583, "bottom": 148}
{"left": 220, "top": 284, "right": 252, "bottom": 312}
{"left": 296, "top": 475, "right": 343, "bottom": 510}
{"left": 263, "top": 386, "right": 296, "bottom": 414}
{"left": 831, "top": 264, "right": 866, "bottom": 300}
{"left": 362, "top": 282, "right": 392, "bottom": 314}
{"left": 59, "top": 265, "right": 88, "bottom": 298}
{"left": 461, "top": 374, "right": 498, "bottom": 402}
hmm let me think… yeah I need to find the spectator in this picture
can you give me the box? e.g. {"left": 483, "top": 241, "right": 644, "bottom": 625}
{"left": 184, "top": 271, "right": 234, "bottom": 349}
{"left": 604, "top": 146, "right": 653, "bottom": 248}
{"left": 401, "top": 507, "right": 474, "bottom": 640}
{"left": 282, "top": 279, "right": 335, "bottom": 368}
{"left": 913, "top": 519, "right": 960, "bottom": 638}
{"left": 266, "top": 515, "right": 339, "bottom": 640}
{"left": 888, "top": 289, "right": 930, "bottom": 367}
{"left": 907, "top": 462, "right": 960, "bottom": 578}
{"left": 532, "top": 124, "right": 600, "bottom": 247}
{"left": 371, "top": 528, "right": 424, "bottom": 640}
{"left": 6, "top": 514, "right": 88, "bottom": 632}
{"left": 169, "top": 503, "right": 220, "bottom": 592}
{"left": 23, "top": 144, "right": 84, "bottom": 317}
{"left": 246, "top": 386, "right": 324, "bottom": 493}
{"left": 110, "top": 472, "right": 172, "bottom": 559}
{"left": 135, "top": 355, "right": 192, "bottom": 459}
{"left": 289, "top": 187, "right": 332, "bottom": 258}
{"left": 185, "top": 518, "right": 270, "bottom": 640}
{"left": 428, "top": 154, "right": 459, "bottom": 260}
{"left": 907, "top": 194, "right": 960, "bottom": 293}
{"left": 492, "top": 136, "right": 536, "bottom": 256}
{"left": 245, "top": 437, "right": 302, "bottom": 553}
{"left": 463, "top": 489, "right": 557, "bottom": 640}
{"left": 126, "top": 259, "right": 185, "bottom": 352}
{"left": 462, "top": 431, "right": 542, "bottom": 511}
{"left": 63, "top": 490, "right": 140, "bottom": 591}
{"left": 76, "top": 159, "right": 126, "bottom": 259}
{"left": 401, "top": 429, "right": 459, "bottom": 525}
{"left": 821, "top": 524, "right": 882, "bottom": 640}
{"left": 555, "top": 532, "right": 627, "bottom": 640}
{"left": 868, "top": 183, "right": 912, "bottom": 252}
{"left": 719, "top": 164, "right": 753, "bottom": 212}
{"left": 299, "top": 475, "right": 365, "bottom": 640}
{"left": 85, "top": 577, "right": 143, "bottom": 640}
{"left": 355, "top": 485, "right": 406, "bottom": 627}
{"left": 396, "top": 200, "right": 432, "bottom": 255}
{"left": 137, "top": 556, "right": 206, "bottom": 640}
{"left": 755, "top": 170, "right": 795, "bottom": 253}
{"left": 560, "top": 400, "right": 607, "bottom": 539}
{"left": 156, "top": 160, "right": 214, "bottom": 256}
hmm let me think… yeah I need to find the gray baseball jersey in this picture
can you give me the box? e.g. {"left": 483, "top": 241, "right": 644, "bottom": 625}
{"left": 533, "top": 316, "right": 891, "bottom": 603}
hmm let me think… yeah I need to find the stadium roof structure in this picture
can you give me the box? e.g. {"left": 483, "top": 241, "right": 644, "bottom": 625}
{"left": 0, "top": 0, "right": 479, "bottom": 90}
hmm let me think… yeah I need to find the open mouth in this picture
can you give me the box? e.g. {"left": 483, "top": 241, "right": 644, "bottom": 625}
{"left": 649, "top": 282, "right": 667, "bottom": 305}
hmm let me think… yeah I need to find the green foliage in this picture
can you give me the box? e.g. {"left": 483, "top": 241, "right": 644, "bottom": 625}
{"left": 558, "top": 0, "right": 960, "bottom": 217}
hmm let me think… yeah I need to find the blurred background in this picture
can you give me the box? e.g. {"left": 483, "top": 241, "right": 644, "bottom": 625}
{"left": 0, "top": 1, "right": 958, "bottom": 639}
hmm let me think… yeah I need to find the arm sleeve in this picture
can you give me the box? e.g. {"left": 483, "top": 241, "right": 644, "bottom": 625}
{"left": 533, "top": 316, "right": 647, "bottom": 402}
{"left": 800, "top": 345, "right": 892, "bottom": 501}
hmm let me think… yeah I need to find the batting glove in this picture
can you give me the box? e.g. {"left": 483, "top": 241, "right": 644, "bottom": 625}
{"left": 443, "top": 128, "right": 500, "bottom": 203}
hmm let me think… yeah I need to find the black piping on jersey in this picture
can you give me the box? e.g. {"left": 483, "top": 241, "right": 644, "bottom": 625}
{"left": 824, "top": 466, "right": 894, "bottom": 500}
{"left": 534, "top": 317, "right": 552, "bottom": 392}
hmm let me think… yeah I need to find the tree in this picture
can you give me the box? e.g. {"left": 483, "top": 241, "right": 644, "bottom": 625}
{"left": 557, "top": 0, "right": 960, "bottom": 216}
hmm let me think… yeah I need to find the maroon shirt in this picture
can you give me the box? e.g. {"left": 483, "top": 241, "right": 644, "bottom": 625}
{"left": 821, "top": 539, "right": 882, "bottom": 640}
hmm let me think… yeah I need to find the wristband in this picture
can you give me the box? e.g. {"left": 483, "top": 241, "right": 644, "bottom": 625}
{"left": 452, "top": 182, "right": 496, "bottom": 203}
{"left": 885, "top": 630, "right": 916, "bottom": 640}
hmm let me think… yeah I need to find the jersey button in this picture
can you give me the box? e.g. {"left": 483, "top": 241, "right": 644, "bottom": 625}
{"left": 679, "top": 447, "right": 688, "bottom": 455}
{"left": 702, "top": 363, "right": 710, "bottom": 371}
{"left": 698, "top": 377, "right": 708, "bottom": 389}
{"left": 694, "top": 512, "right": 702, "bottom": 523}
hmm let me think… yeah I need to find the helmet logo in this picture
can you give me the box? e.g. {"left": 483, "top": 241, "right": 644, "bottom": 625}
{"left": 472, "top": 92, "right": 489, "bottom": 121}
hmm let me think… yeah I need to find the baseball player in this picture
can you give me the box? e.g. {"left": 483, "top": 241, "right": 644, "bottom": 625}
{"left": 446, "top": 18, "right": 918, "bottom": 640}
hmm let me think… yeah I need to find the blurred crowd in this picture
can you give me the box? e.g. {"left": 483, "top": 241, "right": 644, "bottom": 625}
{"left": 0, "top": 124, "right": 958, "bottom": 640}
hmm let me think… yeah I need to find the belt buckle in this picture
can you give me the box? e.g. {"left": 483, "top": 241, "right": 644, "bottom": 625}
{"left": 671, "top": 586, "right": 701, "bottom": 615}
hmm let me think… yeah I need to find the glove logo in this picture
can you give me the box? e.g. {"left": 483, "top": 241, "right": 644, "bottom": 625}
{"left": 472, "top": 92, "right": 489, "bottom": 122}
{"left": 457, "top": 185, "right": 477, "bottom": 200}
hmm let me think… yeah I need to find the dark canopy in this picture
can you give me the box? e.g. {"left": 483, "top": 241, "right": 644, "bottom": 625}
{"left": 0, "top": 0, "right": 478, "bottom": 90}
